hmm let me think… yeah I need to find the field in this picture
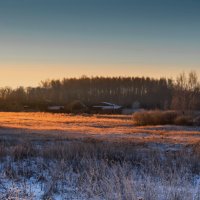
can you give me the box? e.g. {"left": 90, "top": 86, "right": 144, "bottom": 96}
{"left": 0, "top": 112, "right": 200, "bottom": 199}
{"left": 1, "top": 112, "right": 200, "bottom": 145}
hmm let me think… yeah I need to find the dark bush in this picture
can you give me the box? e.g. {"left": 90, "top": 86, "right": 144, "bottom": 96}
{"left": 174, "top": 115, "right": 193, "bottom": 126}
{"left": 133, "top": 111, "right": 178, "bottom": 126}
{"left": 133, "top": 110, "right": 197, "bottom": 126}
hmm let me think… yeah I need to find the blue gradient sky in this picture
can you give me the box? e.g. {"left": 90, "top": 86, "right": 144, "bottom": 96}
{"left": 0, "top": 0, "right": 200, "bottom": 87}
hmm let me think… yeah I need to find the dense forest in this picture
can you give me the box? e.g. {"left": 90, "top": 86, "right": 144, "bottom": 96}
{"left": 0, "top": 71, "right": 199, "bottom": 112}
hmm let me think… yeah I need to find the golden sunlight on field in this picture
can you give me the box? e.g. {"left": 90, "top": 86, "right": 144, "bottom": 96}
{"left": 0, "top": 112, "right": 200, "bottom": 145}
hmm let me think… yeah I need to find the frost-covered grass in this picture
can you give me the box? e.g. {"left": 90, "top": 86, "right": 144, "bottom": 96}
{"left": 0, "top": 137, "right": 200, "bottom": 200}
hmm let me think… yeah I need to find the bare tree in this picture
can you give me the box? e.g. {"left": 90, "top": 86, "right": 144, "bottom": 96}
{"left": 171, "top": 71, "right": 200, "bottom": 111}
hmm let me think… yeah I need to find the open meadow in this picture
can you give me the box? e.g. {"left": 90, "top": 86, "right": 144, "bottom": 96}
{"left": 1, "top": 112, "right": 200, "bottom": 145}
{"left": 0, "top": 112, "right": 200, "bottom": 199}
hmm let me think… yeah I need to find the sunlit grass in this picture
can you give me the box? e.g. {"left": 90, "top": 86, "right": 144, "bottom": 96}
{"left": 0, "top": 112, "right": 200, "bottom": 145}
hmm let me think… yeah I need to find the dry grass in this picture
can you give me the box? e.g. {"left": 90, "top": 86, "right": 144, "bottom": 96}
{"left": 0, "top": 112, "right": 132, "bottom": 133}
{"left": 0, "top": 112, "right": 200, "bottom": 199}
{"left": 0, "top": 112, "right": 200, "bottom": 145}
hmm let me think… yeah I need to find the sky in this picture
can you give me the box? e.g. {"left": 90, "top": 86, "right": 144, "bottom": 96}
{"left": 0, "top": 0, "right": 200, "bottom": 87}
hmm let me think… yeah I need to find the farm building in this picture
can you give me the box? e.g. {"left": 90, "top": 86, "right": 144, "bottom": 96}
{"left": 91, "top": 102, "right": 122, "bottom": 114}
{"left": 47, "top": 106, "right": 65, "bottom": 111}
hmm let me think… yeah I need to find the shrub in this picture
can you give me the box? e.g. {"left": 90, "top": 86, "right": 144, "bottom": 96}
{"left": 67, "top": 100, "right": 88, "bottom": 113}
{"left": 132, "top": 110, "right": 198, "bottom": 126}
{"left": 174, "top": 115, "right": 193, "bottom": 126}
{"left": 133, "top": 111, "right": 178, "bottom": 126}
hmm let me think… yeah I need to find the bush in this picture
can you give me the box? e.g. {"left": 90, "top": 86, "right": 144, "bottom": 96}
{"left": 66, "top": 100, "right": 88, "bottom": 113}
{"left": 133, "top": 110, "right": 198, "bottom": 126}
{"left": 174, "top": 115, "right": 193, "bottom": 126}
{"left": 133, "top": 111, "right": 178, "bottom": 126}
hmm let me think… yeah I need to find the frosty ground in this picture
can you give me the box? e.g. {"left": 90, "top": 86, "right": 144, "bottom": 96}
{"left": 0, "top": 112, "right": 200, "bottom": 199}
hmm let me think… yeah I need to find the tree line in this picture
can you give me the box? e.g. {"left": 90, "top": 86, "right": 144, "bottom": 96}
{"left": 0, "top": 72, "right": 199, "bottom": 112}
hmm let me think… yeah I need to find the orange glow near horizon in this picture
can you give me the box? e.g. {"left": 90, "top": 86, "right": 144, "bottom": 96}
{"left": 1, "top": 62, "right": 200, "bottom": 88}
